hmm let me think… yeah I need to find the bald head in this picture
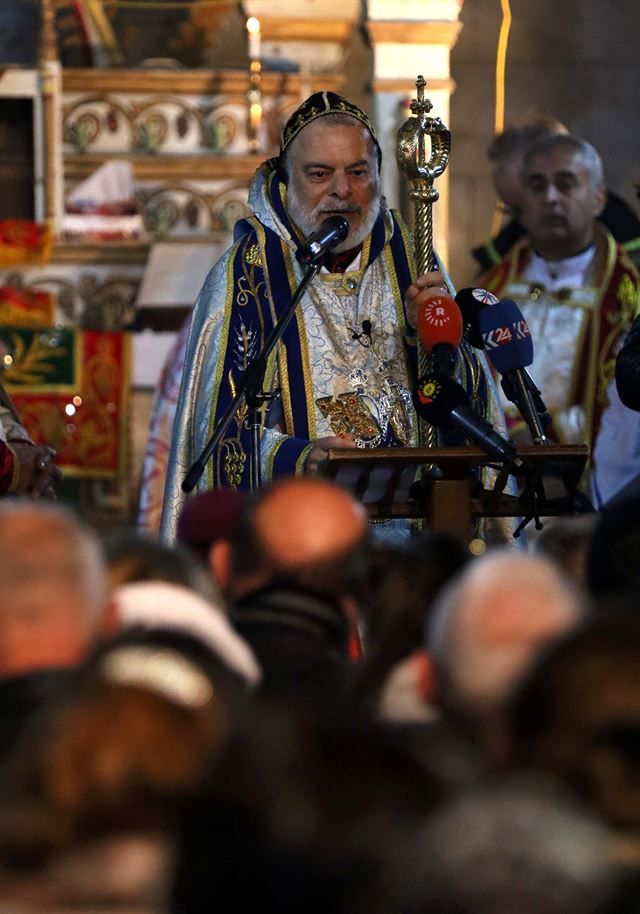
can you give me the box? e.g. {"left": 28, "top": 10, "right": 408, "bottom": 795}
{"left": 0, "top": 500, "right": 107, "bottom": 676}
{"left": 254, "top": 477, "right": 367, "bottom": 570}
{"left": 429, "top": 549, "right": 583, "bottom": 721}
{"left": 226, "top": 477, "right": 368, "bottom": 601}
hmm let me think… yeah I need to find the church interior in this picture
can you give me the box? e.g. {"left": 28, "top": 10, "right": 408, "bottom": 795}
{"left": 2, "top": 7, "right": 640, "bottom": 912}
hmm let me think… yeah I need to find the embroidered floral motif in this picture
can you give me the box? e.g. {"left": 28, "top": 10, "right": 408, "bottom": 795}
{"left": 236, "top": 276, "right": 250, "bottom": 308}
{"left": 223, "top": 446, "right": 246, "bottom": 488}
{"left": 245, "top": 243, "right": 262, "bottom": 267}
{"left": 232, "top": 320, "right": 258, "bottom": 373}
{"left": 316, "top": 392, "right": 382, "bottom": 446}
{"left": 616, "top": 273, "right": 640, "bottom": 323}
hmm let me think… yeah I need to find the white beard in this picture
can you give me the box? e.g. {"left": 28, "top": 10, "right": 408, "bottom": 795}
{"left": 286, "top": 181, "right": 382, "bottom": 254}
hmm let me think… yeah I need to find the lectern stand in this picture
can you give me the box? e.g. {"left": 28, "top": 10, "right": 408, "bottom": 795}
{"left": 322, "top": 445, "right": 589, "bottom": 542}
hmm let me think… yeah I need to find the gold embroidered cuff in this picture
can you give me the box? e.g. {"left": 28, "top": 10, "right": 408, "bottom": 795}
{"left": 266, "top": 436, "right": 287, "bottom": 482}
{"left": 296, "top": 443, "right": 315, "bottom": 476}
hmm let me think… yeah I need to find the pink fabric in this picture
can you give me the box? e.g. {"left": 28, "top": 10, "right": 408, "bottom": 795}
{"left": 137, "top": 318, "right": 190, "bottom": 534}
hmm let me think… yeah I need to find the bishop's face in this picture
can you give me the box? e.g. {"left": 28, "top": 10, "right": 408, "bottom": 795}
{"left": 284, "top": 118, "right": 382, "bottom": 253}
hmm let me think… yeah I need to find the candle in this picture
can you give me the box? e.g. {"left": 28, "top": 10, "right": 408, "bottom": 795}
{"left": 246, "top": 17, "right": 262, "bottom": 152}
{"left": 250, "top": 101, "right": 262, "bottom": 134}
{"left": 246, "top": 16, "right": 261, "bottom": 62}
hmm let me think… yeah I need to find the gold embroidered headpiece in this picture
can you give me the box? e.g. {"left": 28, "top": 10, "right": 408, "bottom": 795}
{"left": 279, "top": 91, "right": 382, "bottom": 168}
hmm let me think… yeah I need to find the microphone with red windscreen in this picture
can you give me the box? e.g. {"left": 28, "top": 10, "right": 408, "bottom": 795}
{"left": 416, "top": 294, "right": 464, "bottom": 378}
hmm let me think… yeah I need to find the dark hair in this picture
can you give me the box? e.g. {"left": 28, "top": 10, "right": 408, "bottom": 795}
{"left": 506, "top": 614, "right": 640, "bottom": 830}
{"left": 534, "top": 514, "right": 598, "bottom": 591}
{"left": 0, "top": 648, "right": 229, "bottom": 865}
{"left": 487, "top": 118, "right": 567, "bottom": 166}
{"left": 521, "top": 134, "right": 604, "bottom": 187}
{"left": 353, "top": 532, "right": 470, "bottom": 713}
{"left": 586, "top": 496, "right": 640, "bottom": 598}
{"left": 102, "top": 528, "right": 213, "bottom": 597}
{"left": 172, "top": 703, "right": 447, "bottom": 914}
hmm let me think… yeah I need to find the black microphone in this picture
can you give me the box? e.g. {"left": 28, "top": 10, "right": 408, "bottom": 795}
{"left": 350, "top": 319, "right": 373, "bottom": 344}
{"left": 456, "top": 287, "right": 551, "bottom": 438}
{"left": 295, "top": 215, "right": 349, "bottom": 265}
{"left": 454, "top": 286, "right": 499, "bottom": 348}
{"left": 413, "top": 374, "right": 522, "bottom": 467}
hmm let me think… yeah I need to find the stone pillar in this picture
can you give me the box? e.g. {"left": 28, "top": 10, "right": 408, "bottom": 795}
{"left": 366, "top": 0, "right": 463, "bottom": 266}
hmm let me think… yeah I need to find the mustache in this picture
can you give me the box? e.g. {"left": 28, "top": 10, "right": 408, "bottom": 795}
{"left": 319, "top": 205, "right": 362, "bottom": 215}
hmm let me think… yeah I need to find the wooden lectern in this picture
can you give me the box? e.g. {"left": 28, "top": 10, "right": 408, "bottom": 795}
{"left": 322, "top": 445, "right": 590, "bottom": 542}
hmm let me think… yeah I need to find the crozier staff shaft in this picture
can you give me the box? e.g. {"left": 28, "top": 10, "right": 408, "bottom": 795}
{"left": 396, "top": 75, "right": 451, "bottom": 274}
{"left": 396, "top": 76, "right": 451, "bottom": 446}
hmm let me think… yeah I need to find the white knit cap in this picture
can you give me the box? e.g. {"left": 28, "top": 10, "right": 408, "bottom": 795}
{"left": 112, "top": 581, "right": 261, "bottom": 686}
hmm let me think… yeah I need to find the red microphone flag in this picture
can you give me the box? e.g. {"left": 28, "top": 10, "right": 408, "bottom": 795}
{"left": 417, "top": 294, "right": 464, "bottom": 352}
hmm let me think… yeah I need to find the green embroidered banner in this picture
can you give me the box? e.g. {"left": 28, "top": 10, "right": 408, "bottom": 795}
{"left": 1, "top": 327, "right": 130, "bottom": 478}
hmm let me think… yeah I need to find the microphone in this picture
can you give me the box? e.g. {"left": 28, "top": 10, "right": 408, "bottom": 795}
{"left": 413, "top": 373, "right": 522, "bottom": 467}
{"left": 416, "top": 294, "right": 464, "bottom": 377}
{"left": 295, "top": 215, "right": 349, "bottom": 265}
{"left": 478, "top": 298, "right": 550, "bottom": 445}
{"left": 454, "top": 287, "right": 499, "bottom": 348}
{"left": 457, "top": 288, "right": 550, "bottom": 430}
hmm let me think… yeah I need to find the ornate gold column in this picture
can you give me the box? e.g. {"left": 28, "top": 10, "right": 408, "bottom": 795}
{"left": 366, "top": 0, "right": 463, "bottom": 266}
{"left": 39, "top": 0, "right": 63, "bottom": 234}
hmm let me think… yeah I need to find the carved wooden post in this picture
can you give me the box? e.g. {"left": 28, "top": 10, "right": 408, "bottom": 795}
{"left": 39, "top": 0, "right": 62, "bottom": 234}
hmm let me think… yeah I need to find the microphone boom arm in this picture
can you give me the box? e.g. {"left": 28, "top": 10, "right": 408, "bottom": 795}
{"left": 182, "top": 261, "right": 322, "bottom": 493}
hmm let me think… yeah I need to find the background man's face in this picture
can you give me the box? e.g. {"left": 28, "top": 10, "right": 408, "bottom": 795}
{"left": 286, "top": 119, "right": 381, "bottom": 251}
{"left": 519, "top": 147, "right": 606, "bottom": 259}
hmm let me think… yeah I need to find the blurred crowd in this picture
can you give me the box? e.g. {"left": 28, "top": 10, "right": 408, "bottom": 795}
{"left": 0, "top": 478, "right": 639, "bottom": 914}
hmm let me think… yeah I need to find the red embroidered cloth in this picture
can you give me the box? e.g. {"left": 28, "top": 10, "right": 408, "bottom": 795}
{"left": 1, "top": 328, "right": 130, "bottom": 478}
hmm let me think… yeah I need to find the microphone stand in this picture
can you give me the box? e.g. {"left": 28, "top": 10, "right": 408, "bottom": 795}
{"left": 182, "top": 259, "right": 322, "bottom": 493}
{"left": 500, "top": 373, "right": 550, "bottom": 445}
